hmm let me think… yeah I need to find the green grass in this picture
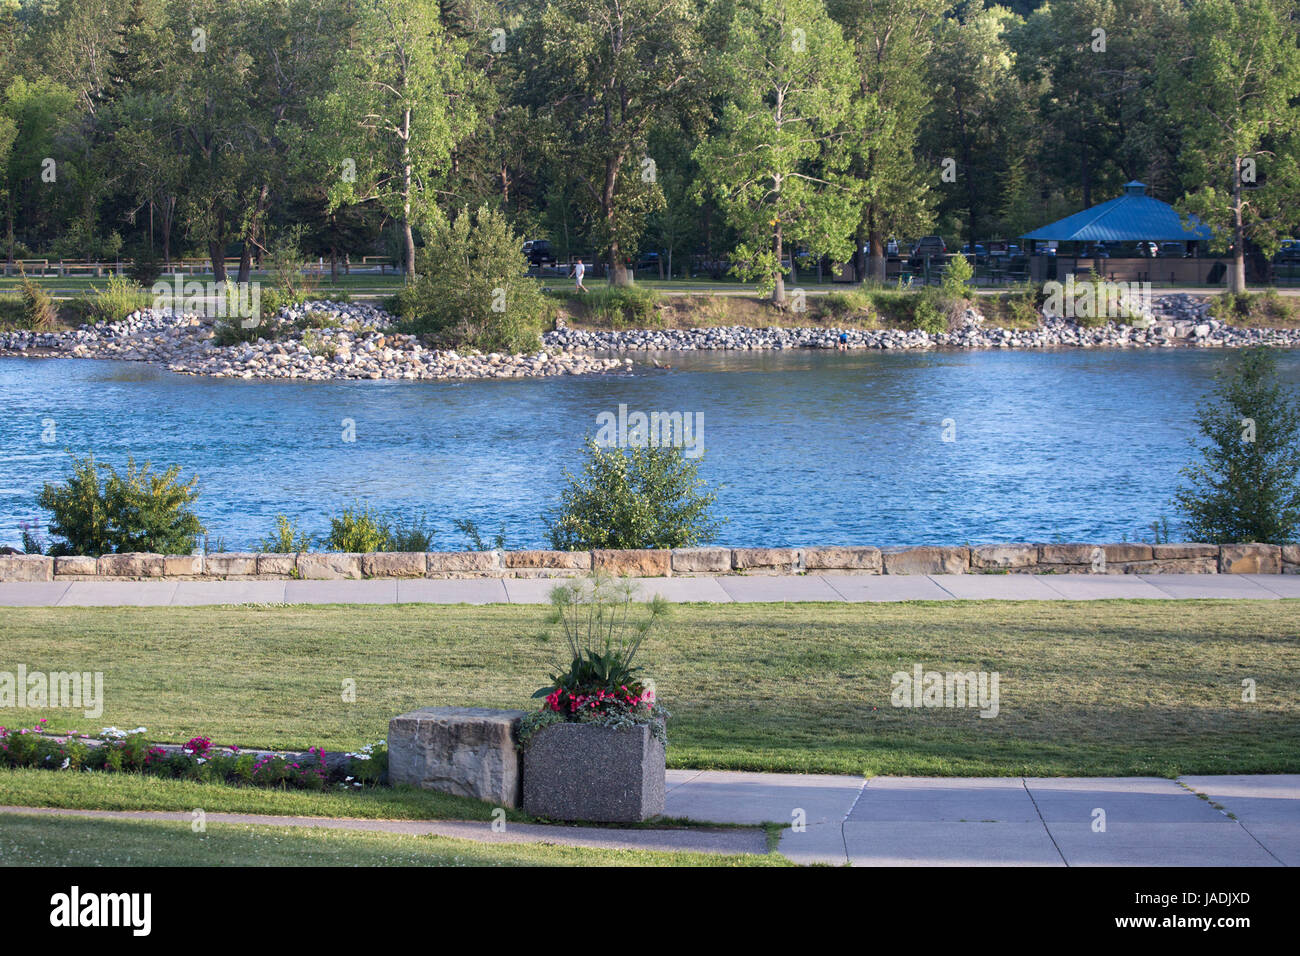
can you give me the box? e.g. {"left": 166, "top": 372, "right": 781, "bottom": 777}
{"left": 0, "top": 767, "right": 526, "bottom": 821}
{"left": 4, "top": 600, "right": 1298, "bottom": 777}
{"left": 0, "top": 812, "right": 782, "bottom": 867}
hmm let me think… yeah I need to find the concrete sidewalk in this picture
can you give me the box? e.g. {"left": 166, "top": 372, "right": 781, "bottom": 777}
{"left": 663, "top": 771, "right": 1299, "bottom": 866}
{"left": 3, "top": 573, "right": 1299, "bottom": 607}
{"left": 6, "top": 772, "right": 1295, "bottom": 865}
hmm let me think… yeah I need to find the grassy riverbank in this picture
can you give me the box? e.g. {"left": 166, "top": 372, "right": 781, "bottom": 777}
{"left": 4, "top": 600, "right": 1297, "bottom": 777}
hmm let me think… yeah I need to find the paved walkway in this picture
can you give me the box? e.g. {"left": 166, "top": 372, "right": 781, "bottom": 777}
{"left": 5, "top": 773, "right": 1296, "bottom": 865}
{"left": 3, "top": 573, "right": 1299, "bottom": 607}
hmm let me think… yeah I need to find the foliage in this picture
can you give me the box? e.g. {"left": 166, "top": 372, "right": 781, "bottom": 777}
{"left": 520, "top": 576, "right": 670, "bottom": 749}
{"left": 36, "top": 453, "right": 204, "bottom": 557}
{"left": 86, "top": 274, "right": 149, "bottom": 323}
{"left": 18, "top": 273, "right": 57, "bottom": 331}
{"left": 0, "top": 720, "right": 387, "bottom": 793}
{"left": 322, "top": 504, "right": 435, "bottom": 552}
{"left": 453, "top": 518, "right": 506, "bottom": 552}
{"left": 392, "top": 205, "right": 547, "bottom": 353}
{"left": 573, "top": 285, "right": 661, "bottom": 328}
{"left": 261, "top": 514, "right": 312, "bottom": 553}
{"left": 693, "top": 0, "right": 859, "bottom": 304}
{"left": 1173, "top": 347, "right": 1300, "bottom": 543}
{"left": 545, "top": 439, "right": 722, "bottom": 550}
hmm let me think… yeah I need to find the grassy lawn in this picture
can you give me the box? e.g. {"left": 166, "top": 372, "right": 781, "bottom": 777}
{"left": 3, "top": 600, "right": 1297, "bottom": 778}
{"left": 0, "top": 812, "right": 780, "bottom": 867}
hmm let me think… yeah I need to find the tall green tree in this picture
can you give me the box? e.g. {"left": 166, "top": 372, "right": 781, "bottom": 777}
{"left": 1174, "top": 347, "right": 1300, "bottom": 544}
{"left": 694, "top": 0, "right": 859, "bottom": 305}
{"left": 830, "top": 0, "right": 945, "bottom": 281}
{"left": 312, "top": 0, "right": 483, "bottom": 277}
{"left": 1159, "top": 0, "right": 1300, "bottom": 292}
{"left": 517, "top": 0, "right": 702, "bottom": 287}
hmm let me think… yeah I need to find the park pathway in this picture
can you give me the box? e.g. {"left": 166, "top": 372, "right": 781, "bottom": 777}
{"left": 2, "top": 573, "right": 1299, "bottom": 607}
{"left": 3, "top": 773, "right": 1297, "bottom": 865}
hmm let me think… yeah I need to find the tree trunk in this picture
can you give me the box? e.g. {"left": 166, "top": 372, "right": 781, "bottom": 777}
{"left": 209, "top": 239, "right": 227, "bottom": 283}
{"left": 402, "top": 107, "right": 416, "bottom": 278}
{"left": 237, "top": 243, "right": 253, "bottom": 285}
{"left": 772, "top": 221, "right": 785, "bottom": 306}
{"left": 1230, "top": 155, "right": 1246, "bottom": 293}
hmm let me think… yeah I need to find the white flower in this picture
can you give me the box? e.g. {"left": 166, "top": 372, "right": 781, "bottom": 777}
{"left": 60, "top": 758, "right": 70, "bottom": 770}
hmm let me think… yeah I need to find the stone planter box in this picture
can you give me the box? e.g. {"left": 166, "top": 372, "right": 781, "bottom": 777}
{"left": 522, "top": 723, "right": 665, "bottom": 823}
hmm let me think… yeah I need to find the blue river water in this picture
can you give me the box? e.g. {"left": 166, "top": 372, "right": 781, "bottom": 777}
{"left": 3, "top": 349, "right": 1297, "bottom": 551}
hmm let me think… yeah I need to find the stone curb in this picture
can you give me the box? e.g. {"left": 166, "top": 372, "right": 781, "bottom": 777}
{"left": 0, "top": 542, "right": 1294, "bottom": 582}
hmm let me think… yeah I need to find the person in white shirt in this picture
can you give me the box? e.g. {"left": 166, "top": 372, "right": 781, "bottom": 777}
{"left": 569, "top": 258, "right": 588, "bottom": 292}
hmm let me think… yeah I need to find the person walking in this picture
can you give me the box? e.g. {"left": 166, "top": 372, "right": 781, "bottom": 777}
{"left": 569, "top": 258, "right": 589, "bottom": 292}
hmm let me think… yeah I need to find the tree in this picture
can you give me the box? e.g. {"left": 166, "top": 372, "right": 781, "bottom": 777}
{"left": 546, "top": 440, "right": 722, "bottom": 551}
{"left": 1159, "top": 0, "right": 1300, "bottom": 292}
{"left": 518, "top": 0, "right": 702, "bottom": 287}
{"left": 1174, "top": 347, "right": 1300, "bottom": 544}
{"left": 924, "top": 4, "right": 1030, "bottom": 248}
{"left": 694, "top": 0, "right": 859, "bottom": 305}
{"left": 312, "top": 0, "right": 482, "bottom": 277}
{"left": 829, "top": 0, "right": 945, "bottom": 282}
{"left": 1, "top": 76, "right": 76, "bottom": 263}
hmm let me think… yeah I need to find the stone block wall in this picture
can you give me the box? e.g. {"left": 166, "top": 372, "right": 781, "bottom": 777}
{"left": 0, "top": 542, "right": 1295, "bottom": 581}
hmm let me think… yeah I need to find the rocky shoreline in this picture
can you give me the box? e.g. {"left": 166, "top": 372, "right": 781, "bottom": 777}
{"left": 0, "top": 301, "right": 627, "bottom": 381}
{"left": 1, "top": 294, "right": 1297, "bottom": 379}
{"left": 546, "top": 294, "right": 1300, "bottom": 352}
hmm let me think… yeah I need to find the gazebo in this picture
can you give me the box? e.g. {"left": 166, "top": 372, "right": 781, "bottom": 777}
{"left": 1021, "top": 182, "right": 1222, "bottom": 284}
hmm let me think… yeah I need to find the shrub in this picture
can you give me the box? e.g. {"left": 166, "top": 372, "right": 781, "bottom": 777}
{"left": 126, "top": 245, "right": 163, "bottom": 287}
{"left": 385, "top": 512, "right": 436, "bottom": 552}
{"left": 579, "top": 285, "right": 662, "bottom": 328}
{"left": 323, "top": 504, "right": 390, "bottom": 552}
{"left": 912, "top": 289, "right": 948, "bottom": 335}
{"left": 454, "top": 517, "right": 506, "bottom": 551}
{"left": 261, "top": 514, "right": 312, "bottom": 553}
{"left": 18, "top": 273, "right": 57, "bottom": 331}
{"left": 1173, "top": 346, "right": 1300, "bottom": 543}
{"left": 393, "top": 205, "right": 548, "bottom": 353}
{"left": 36, "top": 453, "right": 204, "bottom": 557}
{"left": 545, "top": 439, "right": 723, "bottom": 550}
{"left": 940, "top": 254, "right": 974, "bottom": 300}
{"left": 86, "top": 274, "right": 150, "bottom": 323}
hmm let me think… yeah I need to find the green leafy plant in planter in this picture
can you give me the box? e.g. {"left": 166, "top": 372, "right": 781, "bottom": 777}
{"left": 519, "top": 575, "right": 671, "bottom": 749}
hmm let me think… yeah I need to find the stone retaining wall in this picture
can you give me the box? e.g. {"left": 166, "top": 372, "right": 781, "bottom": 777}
{"left": 0, "top": 542, "right": 1295, "bottom": 581}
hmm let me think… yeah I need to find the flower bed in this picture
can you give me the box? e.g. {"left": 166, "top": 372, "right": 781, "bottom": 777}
{"left": 0, "top": 719, "right": 387, "bottom": 791}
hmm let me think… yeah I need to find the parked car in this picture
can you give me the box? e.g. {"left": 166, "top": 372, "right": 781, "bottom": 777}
{"left": 1158, "top": 242, "right": 1190, "bottom": 258}
{"left": 886, "top": 238, "right": 900, "bottom": 256}
{"left": 911, "top": 235, "right": 947, "bottom": 257}
{"left": 1136, "top": 241, "right": 1159, "bottom": 258}
{"left": 522, "top": 239, "right": 555, "bottom": 266}
{"left": 1275, "top": 239, "right": 1300, "bottom": 262}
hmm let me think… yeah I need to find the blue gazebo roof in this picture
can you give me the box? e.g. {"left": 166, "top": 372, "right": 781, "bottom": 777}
{"left": 1021, "top": 182, "right": 1213, "bottom": 242}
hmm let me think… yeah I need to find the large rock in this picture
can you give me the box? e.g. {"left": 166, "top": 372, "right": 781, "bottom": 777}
{"left": 204, "top": 552, "right": 259, "bottom": 577}
{"left": 803, "top": 546, "right": 882, "bottom": 572}
{"left": 731, "top": 547, "right": 801, "bottom": 573}
{"left": 592, "top": 549, "right": 671, "bottom": 577}
{"left": 1219, "top": 543, "right": 1282, "bottom": 574}
{"left": 296, "top": 552, "right": 362, "bottom": 580}
{"left": 361, "top": 551, "right": 426, "bottom": 578}
{"left": 1283, "top": 545, "right": 1300, "bottom": 574}
{"left": 522, "top": 722, "right": 665, "bottom": 823}
{"left": 882, "top": 546, "right": 969, "bottom": 575}
{"left": 670, "top": 547, "right": 732, "bottom": 574}
{"left": 388, "top": 707, "right": 526, "bottom": 808}
{"left": 256, "top": 552, "right": 298, "bottom": 576}
{"left": 427, "top": 551, "right": 500, "bottom": 574}
{"left": 502, "top": 550, "right": 591, "bottom": 571}
{"left": 1152, "top": 543, "right": 1218, "bottom": 561}
{"left": 1037, "top": 543, "right": 1098, "bottom": 566}
{"left": 0, "top": 555, "right": 53, "bottom": 582}
{"left": 53, "top": 556, "right": 97, "bottom": 577}
{"left": 97, "top": 553, "right": 163, "bottom": 577}
{"left": 970, "top": 544, "right": 1037, "bottom": 571}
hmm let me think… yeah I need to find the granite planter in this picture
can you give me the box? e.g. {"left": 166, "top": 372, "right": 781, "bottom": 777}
{"left": 522, "top": 722, "right": 665, "bottom": 823}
